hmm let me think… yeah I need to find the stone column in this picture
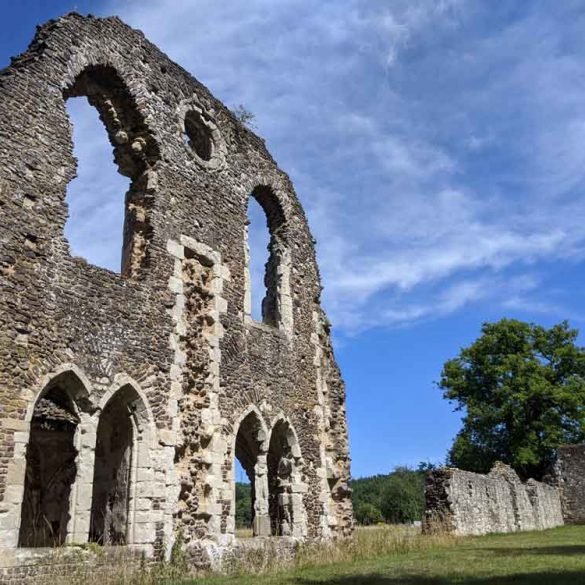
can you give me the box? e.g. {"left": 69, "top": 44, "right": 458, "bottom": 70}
{"left": 253, "top": 454, "right": 270, "bottom": 537}
{"left": 0, "top": 419, "right": 29, "bottom": 548}
{"left": 66, "top": 412, "right": 97, "bottom": 544}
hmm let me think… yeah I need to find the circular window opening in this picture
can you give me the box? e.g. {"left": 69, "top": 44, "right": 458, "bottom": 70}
{"left": 183, "top": 110, "right": 213, "bottom": 161}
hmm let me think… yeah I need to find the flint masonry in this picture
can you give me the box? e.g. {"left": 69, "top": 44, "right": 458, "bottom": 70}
{"left": 0, "top": 12, "right": 352, "bottom": 561}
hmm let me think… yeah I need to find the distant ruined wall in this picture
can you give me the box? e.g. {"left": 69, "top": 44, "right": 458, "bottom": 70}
{"left": 424, "top": 462, "right": 564, "bottom": 536}
{"left": 555, "top": 444, "right": 585, "bottom": 524}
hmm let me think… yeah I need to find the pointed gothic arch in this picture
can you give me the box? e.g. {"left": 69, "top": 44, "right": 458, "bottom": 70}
{"left": 18, "top": 368, "right": 92, "bottom": 547}
{"left": 89, "top": 382, "right": 155, "bottom": 545}
{"left": 232, "top": 407, "right": 270, "bottom": 537}
{"left": 267, "top": 417, "right": 307, "bottom": 537}
{"left": 244, "top": 185, "right": 292, "bottom": 331}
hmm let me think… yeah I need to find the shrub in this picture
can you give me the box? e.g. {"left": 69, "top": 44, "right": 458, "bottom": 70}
{"left": 355, "top": 502, "right": 384, "bottom": 525}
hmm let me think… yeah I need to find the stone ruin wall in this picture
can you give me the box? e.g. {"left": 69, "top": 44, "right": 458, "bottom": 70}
{"left": 554, "top": 444, "right": 585, "bottom": 524}
{"left": 0, "top": 11, "right": 353, "bottom": 573}
{"left": 423, "top": 462, "right": 564, "bottom": 536}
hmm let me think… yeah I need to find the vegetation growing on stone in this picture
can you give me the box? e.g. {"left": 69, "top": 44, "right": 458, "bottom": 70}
{"left": 231, "top": 104, "right": 256, "bottom": 128}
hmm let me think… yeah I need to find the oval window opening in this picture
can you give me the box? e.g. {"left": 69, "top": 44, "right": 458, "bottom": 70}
{"left": 184, "top": 110, "right": 213, "bottom": 161}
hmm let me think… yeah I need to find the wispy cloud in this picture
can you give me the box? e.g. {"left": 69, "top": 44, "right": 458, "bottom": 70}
{"left": 336, "top": 273, "right": 544, "bottom": 331}
{"left": 65, "top": 97, "right": 129, "bottom": 272}
{"left": 63, "top": 0, "right": 585, "bottom": 332}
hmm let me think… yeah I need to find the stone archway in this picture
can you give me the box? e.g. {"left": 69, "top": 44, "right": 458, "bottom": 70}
{"left": 18, "top": 368, "right": 92, "bottom": 547}
{"left": 89, "top": 383, "right": 154, "bottom": 545}
{"left": 267, "top": 418, "right": 307, "bottom": 537}
{"left": 64, "top": 64, "right": 160, "bottom": 278}
{"left": 243, "top": 185, "right": 293, "bottom": 333}
{"left": 233, "top": 408, "right": 270, "bottom": 537}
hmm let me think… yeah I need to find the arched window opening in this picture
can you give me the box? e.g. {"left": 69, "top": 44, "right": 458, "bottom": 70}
{"left": 19, "top": 376, "right": 84, "bottom": 547}
{"left": 245, "top": 186, "right": 290, "bottom": 329}
{"left": 234, "top": 411, "right": 270, "bottom": 537}
{"left": 63, "top": 66, "right": 159, "bottom": 277}
{"left": 90, "top": 386, "right": 140, "bottom": 545}
{"left": 65, "top": 97, "right": 130, "bottom": 272}
{"left": 246, "top": 196, "right": 271, "bottom": 322}
{"left": 267, "top": 420, "right": 305, "bottom": 537}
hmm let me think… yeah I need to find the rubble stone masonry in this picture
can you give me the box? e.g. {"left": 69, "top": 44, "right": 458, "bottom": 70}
{"left": 424, "top": 463, "right": 564, "bottom": 536}
{"left": 0, "top": 12, "right": 353, "bottom": 573}
{"left": 554, "top": 444, "right": 585, "bottom": 524}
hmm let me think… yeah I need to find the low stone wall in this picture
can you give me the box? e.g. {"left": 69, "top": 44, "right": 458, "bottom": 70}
{"left": 555, "top": 444, "right": 585, "bottom": 524}
{"left": 0, "top": 538, "right": 303, "bottom": 584}
{"left": 0, "top": 546, "right": 147, "bottom": 585}
{"left": 423, "top": 462, "right": 564, "bottom": 536}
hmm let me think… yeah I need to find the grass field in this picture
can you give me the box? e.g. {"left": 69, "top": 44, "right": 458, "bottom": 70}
{"left": 193, "top": 525, "right": 585, "bottom": 585}
{"left": 50, "top": 525, "right": 585, "bottom": 584}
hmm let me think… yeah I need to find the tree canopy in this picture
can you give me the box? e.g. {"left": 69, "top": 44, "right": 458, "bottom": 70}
{"left": 352, "top": 464, "right": 431, "bottom": 525}
{"left": 235, "top": 482, "right": 252, "bottom": 528}
{"left": 440, "top": 319, "right": 585, "bottom": 479}
{"left": 234, "top": 465, "right": 432, "bottom": 528}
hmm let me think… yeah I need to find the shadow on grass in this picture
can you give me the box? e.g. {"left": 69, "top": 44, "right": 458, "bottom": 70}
{"left": 294, "top": 571, "right": 585, "bottom": 585}
{"left": 483, "top": 545, "right": 585, "bottom": 556}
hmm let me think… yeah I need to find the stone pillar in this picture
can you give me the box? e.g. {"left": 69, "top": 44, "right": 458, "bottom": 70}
{"left": 128, "top": 435, "right": 159, "bottom": 548}
{"left": 0, "top": 419, "right": 29, "bottom": 548}
{"left": 290, "top": 482, "right": 308, "bottom": 537}
{"left": 167, "top": 236, "right": 230, "bottom": 545}
{"left": 66, "top": 413, "right": 97, "bottom": 544}
{"left": 253, "top": 454, "right": 270, "bottom": 537}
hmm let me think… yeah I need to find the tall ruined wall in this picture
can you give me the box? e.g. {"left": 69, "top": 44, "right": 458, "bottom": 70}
{"left": 555, "top": 444, "right": 585, "bottom": 524}
{"left": 424, "top": 463, "right": 563, "bottom": 536}
{"left": 0, "top": 11, "right": 352, "bottom": 562}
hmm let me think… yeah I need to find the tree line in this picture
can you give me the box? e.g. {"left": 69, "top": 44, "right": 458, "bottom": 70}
{"left": 235, "top": 463, "right": 433, "bottom": 528}
{"left": 351, "top": 463, "right": 434, "bottom": 525}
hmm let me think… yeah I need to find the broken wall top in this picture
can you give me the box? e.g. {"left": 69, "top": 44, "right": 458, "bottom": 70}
{"left": 0, "top": 12, "right": 321, "bottom": 296}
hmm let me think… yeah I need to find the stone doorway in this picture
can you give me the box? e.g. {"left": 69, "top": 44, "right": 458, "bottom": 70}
{"left": 89, "top": 384, "right": 151, "bottom": 545}
{"left": 19, "top": 375, "right": 85, "bottom": 547}
{"left": 267, "top": 419, "right": 306, "bottom": 537}
{"left": 234, "top": 409, "right": 270, "bottom": 537}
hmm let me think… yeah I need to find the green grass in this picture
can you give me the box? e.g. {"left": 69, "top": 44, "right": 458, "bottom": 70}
{"left": 191, "top": 525, "right": 585, "bottom": 585}
{"left": 48, "top": 525, "right": 585, "bottom": 585}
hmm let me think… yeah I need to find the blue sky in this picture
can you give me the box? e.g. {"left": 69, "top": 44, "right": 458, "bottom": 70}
{"left": 2, "top": 1, "right": 585, "bottom": 478}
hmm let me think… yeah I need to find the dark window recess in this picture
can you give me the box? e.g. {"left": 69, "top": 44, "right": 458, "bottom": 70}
{"left": 184, "top": 110, "right": 213, "bottom": 161}
{"left": 19, "top": 384, "right": 80, "bottom": 547}
{"left": 89, "top": 389, "right": 134, "bottom": 545}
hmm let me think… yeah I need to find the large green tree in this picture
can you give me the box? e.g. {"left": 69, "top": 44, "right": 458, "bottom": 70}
{"left": 440, "top": 319, "right": 585, "bottom": 479}
{"left": 379, "top": 466, "right": 426, "bottom": 524}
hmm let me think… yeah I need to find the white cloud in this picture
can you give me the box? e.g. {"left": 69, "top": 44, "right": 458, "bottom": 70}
{"left": 65, "top": 97, "right": 129, "bottom": 272}
{"left": 335, "top": 273, "right": 544, "bottom": 332}
{"left": 73, "top": 0, "right": 585, "bottom": 333}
